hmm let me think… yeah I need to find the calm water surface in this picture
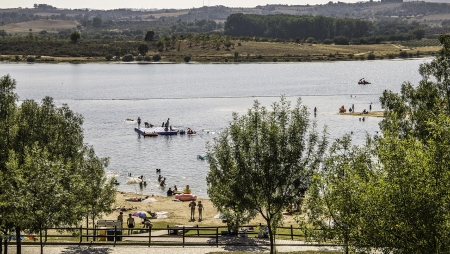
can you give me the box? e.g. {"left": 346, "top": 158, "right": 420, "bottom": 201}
{"left": 1, "top": 59, "right": 429, "bottom": 197}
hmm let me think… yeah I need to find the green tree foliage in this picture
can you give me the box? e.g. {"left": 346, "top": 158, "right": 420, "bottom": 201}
{"left": 207, "top": 97, "right": 328, "bottom": 254}
{"left": 413, "top": 28, "right": 426, "bottom": 40}
{"left": 302, "top": 34, "right": 450, "bottom": 253}
{"left": 144, "top": 31, "right": 155, "bottom": 41}
{"left": 137, "top": 43, "right": 149, "bottom": 56}
{"left": 0, "top": 75, "right": 116, "bottom": 253}
{"left": 70, "top": 31, "right": 80, "bottom": 44}
{"left": 300, "top": 135, "right": 375, "bottom": 254}
{"left": 333, "top": 35, "right": 349, "bottom": 45}
{"left": 122, "top": 54, "right": 134, "bottom": 62}
{"left": 224, "top": 13, "right": 371, "bottom": 41}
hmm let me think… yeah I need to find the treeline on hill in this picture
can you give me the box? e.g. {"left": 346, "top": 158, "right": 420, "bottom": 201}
{"left": 224, "top": 13, "right": 371, "bottom": 41}
{"left": 223, "top": 13, "right": 426, "bottom": 43}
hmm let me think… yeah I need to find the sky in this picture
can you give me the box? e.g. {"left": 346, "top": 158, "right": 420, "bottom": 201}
{"left": 2, "top": 0, "right": 362, "bottom": 10}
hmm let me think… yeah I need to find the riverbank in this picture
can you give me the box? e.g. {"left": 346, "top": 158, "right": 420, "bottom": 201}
{"left": 0, "top": 40, "right": 441, "bottom": 64}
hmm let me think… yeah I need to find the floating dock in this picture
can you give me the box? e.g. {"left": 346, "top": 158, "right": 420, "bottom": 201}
{"left": 134, "top": 127, "right": 179, "bottom": 136}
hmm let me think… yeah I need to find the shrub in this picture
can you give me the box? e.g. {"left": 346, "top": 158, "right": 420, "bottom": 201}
{"left": 152, "top": 54, "right": 161, "bottom": 62}
{"left": 323, "top": 39, "right": 333, "bottom": 45}
{"left": 399, "top": 50, "right": 408, "bottom": 58}
{"left": 122, "top": 54, "right": 134, "bottom": 62}
{"left": 105, "top": 55, "right": 113, "bottom": 61}
{"left": 183, "top": 55, "right": 191, "bottom": 63}
{"left": 367, "top": 52, "right": 376, "bottom": 60}
{"left": 26, "top": 56, "right": 35, "bottom": 62}
{"left": 144, "top": 55, "right": 152, "bottom": 61}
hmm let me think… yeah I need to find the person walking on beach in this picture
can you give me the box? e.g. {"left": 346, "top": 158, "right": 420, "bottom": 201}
{"left": 127, "top": 214, "right": 135, "bottom": 235}
{"left": 198, "top": 201, "right": 204, "bottom": 222}
{"left": 189, "top": 200, "right": 197, "bottom": 222}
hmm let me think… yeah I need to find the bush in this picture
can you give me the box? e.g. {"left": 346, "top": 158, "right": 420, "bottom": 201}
{"left": 399, "top": 50, "right": 408, "bottom": 58}
{"left": 144, "top": 55, "right": 152, "bottom": 62}
{"left": 323, "top": 39, "right": 333, "bottom": 45}
{"left": 152, "top": 54, "right": 161, "bottom": 62}
{"left": 105, "top": 55, "right": 113, "bottom": 61}
{"left": 136, "top": 55, "right": 143, "bottom": 61}
{"left": 367, "top": 52, "right": 376, "bottom": 60}
{"left": 122, "top": 54, "right": 134, "bottom": 62}
{"left": 183, "top": 55, "right": 191, "bottom": 63}
{"left": 26, "top": 56, "right": 35, "bottom": 62}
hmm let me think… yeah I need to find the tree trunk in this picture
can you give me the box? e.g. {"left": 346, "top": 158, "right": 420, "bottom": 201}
{"left": 39, "top": 227, "right": 43, "bottom": 254}
{"left": 267, "top": 220, "right": 276, "bottom": 254}
{"left": 3, "top": 237, "right": 7, "bottom": 254}
{"left": 15, "top": 227, "right": 21, "bottom": 254}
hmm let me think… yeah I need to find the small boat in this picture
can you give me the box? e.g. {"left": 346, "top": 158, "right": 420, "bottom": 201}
{"left": 143, "top": 131, "right": 158, "bottom": 137}
{"left": 174, "top": 193, "right": 198, "bottom": 201}
{"left": 187, "top": 128, "right": 197, "bottom": 135}
{"left": 197, "top": 155, "right": 210, "bottom": 161}
{"left": 358, "top": 79, "right": 371, "bottom": 85}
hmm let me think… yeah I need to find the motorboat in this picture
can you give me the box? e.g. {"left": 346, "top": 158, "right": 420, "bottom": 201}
{"left": 358, "top": 79, "right": 371, "bottom": 85}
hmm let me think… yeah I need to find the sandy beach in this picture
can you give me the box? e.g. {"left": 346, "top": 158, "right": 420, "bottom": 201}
{"left": 100, "top": 191, "right": 296, "bottom": 228}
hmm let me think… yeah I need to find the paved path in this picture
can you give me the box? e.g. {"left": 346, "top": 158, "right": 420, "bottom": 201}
{"left": 8, "top": 244, "right": 341, "bottom": 254}
{"left": 7, "top": 230, "right": 342, "bottom": 253}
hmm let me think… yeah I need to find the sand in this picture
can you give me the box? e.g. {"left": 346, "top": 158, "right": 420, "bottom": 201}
{"left": 99, "top": 192, "right": 296, "bottom": 228}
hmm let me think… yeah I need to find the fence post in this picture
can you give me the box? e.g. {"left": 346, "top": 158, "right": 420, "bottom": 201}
{"left": 216, "top": 227, "right": 219, "bottom": 247}
{"left": 290, "top": 225, "right": 293, "bottom": 240}
{"left": 114, "top": 226, "right": 117, "bottom": 247}
{"left": 182, "top": 226, "right": 185, "bottom": 247}
{"left": 197, "top": 224, "right": 199, "bottom": 236}
{"left": 148, "top": 227, "right": 151, "bottom": 247}
{"left": 79, "top": 226, "right": 82, "bottom": 243}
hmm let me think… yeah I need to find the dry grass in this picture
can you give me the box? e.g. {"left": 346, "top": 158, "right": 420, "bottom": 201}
{"left": 143, "top": 10, "right": 189, "bottom": 19}
{"left": 158, "top": 40, "right": 440, "bottom": 62}
{"left": 1, "top": 19, "right": 79, "bottom": 33}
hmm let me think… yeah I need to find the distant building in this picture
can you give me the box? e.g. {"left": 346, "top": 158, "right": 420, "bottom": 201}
{"left": 381, "top": 0, "right": 403, "bottom": 2}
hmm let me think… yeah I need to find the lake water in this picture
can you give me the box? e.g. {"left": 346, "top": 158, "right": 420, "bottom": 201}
{"left": 0, "top": 59, "right": 429, "bottom": 197}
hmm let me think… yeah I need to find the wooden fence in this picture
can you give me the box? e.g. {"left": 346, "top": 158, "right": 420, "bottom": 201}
{"left": 4, "top": 224, "right": 336, "bottom": 248}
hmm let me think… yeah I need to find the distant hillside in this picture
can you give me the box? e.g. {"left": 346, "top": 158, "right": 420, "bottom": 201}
{"left": 1, "top": 2, "right": 450, "bottom": 40}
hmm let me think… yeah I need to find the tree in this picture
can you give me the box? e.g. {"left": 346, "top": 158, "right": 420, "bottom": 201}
{"left": 0, "top": 75, "right": 116, "bottom": 254}
{"left": 92, "top": 17, "right": 102, "bottom": 28}
{"left": 300, "top": 135, "right": 375, "bottom": 254}
{"left": 144, "top": 31, "right": 155, "bottom": 41}
{"left": 207, "top": 97, "right": 328, "bottom": 254}
{"left": 412, "top": 28, "right": 425, "bottom": 40}
{"left": 70, "top": 31, "right": 80, "bottom": 43}
{"left": 137, "top": 43, "right": 149, "bottom": 56}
